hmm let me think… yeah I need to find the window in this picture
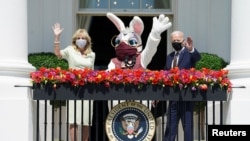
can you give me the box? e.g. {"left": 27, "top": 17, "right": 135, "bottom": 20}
{"left": 79, "top": 0, "right": 171, "bottom": 10}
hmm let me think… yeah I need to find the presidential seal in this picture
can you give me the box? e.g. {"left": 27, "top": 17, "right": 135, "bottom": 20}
{"left": 105, "top": 101, "right": 156, "bottom": 141}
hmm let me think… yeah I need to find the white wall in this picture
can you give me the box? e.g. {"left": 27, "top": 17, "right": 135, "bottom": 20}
{"left": 28, "top": 0, "right": 74, "bottom": 53}
{"left": 172, "top": 0, "right": 231, "bottom": 62}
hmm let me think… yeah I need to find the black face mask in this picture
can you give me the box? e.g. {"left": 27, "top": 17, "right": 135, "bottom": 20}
{"left": 172, "top": 42, "right": 183, "bottom": 51}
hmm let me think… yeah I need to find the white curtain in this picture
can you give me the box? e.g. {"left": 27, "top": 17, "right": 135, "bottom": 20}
{"left": 78, "top": 15, "right": 92, "bottom": 30}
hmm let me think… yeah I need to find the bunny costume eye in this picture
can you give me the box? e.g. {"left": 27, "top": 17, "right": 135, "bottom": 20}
{"left": 114, "top": 37, "right": 138, "bottom": 47}
{"left": 114, "top": 38, "right": 121, "bottom": 46}
{"left": 127, "top": 37, "right": 138, "bottom": 46}
{"left": 112, "top": 32, "right": 140, "bottom": 48}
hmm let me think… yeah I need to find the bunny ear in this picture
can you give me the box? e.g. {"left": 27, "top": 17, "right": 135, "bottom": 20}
{"left": 129, "top": 16, "right": 144, "bottom": 36}
{"left": 106, "top": 12, "right": 125, "bottom": 32}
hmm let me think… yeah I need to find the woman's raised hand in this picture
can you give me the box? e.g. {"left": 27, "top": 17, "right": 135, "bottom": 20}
{"left": 52, "top": 23, "right": 64, "bottom": 37}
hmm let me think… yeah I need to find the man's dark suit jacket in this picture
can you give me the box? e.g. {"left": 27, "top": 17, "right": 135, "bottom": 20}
{"left": 165, "top": 47, "right": 201, "bottom": 70}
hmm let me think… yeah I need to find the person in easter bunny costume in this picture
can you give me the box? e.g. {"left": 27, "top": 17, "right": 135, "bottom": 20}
{"left": 106, "top": 12, "right": 172, "bottom": 110}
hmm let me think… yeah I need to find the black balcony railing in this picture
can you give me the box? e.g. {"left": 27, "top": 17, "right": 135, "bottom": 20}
{"left": 32, "top": 84, "right": 228, "bottom": 141}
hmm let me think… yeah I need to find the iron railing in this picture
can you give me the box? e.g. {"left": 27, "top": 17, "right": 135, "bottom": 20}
{"left": 32, "top": 84, "right": 228, "bottom": 141}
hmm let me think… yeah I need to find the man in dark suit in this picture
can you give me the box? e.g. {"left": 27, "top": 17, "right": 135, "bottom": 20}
{"left": 164, "top": 31, "right": 201, "bottom": 141}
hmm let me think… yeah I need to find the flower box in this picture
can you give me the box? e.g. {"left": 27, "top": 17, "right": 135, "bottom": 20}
{"left": 31, "top": 67, "right": 231, "bottom": 101}
{"left": 33, "top": 84, "right": 229, "bottom": 101}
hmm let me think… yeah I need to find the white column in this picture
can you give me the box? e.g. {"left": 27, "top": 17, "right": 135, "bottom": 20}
{"left": 226, "top": 0, "right": 250, "bottom": 79}
{"left": 225, "top": 0, "right": 250, "bottom": 124}
{"left": 0, "top": 0, "right": 35, "bottom": 141}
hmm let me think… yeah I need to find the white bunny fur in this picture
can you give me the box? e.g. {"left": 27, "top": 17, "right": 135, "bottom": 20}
{"left": 106, "top": 12, "right": 172, "bottom": 109}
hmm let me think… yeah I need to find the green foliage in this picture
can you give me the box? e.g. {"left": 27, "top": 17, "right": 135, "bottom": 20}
{"left": 28, "top": 52, "right": 68, "bottom": 70}
{"left": 194, "top": 52, "right": 228, "bottom": 114}
{"left": 28, "top": 52, "right": 68, "bottom": 108}
{"left": 195, "top": 53, "right": 228, "bottom": 70}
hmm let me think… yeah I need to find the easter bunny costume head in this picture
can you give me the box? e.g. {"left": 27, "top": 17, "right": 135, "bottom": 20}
{"left": 106, "top": 12, "right": 172, "bottom": 70}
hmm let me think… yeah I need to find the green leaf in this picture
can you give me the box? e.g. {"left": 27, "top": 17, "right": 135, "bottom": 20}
{"left": 28, "top": 52, "right": 68, "bottom": 70}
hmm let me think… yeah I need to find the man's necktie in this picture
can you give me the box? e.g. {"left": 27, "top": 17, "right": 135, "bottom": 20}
{"left": 173, "top": 52, "right": 179, "bottom": 67}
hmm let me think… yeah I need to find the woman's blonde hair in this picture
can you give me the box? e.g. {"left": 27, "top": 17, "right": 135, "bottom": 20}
{"left": 71, "top": 29, "right": 93, "bottom": 54}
